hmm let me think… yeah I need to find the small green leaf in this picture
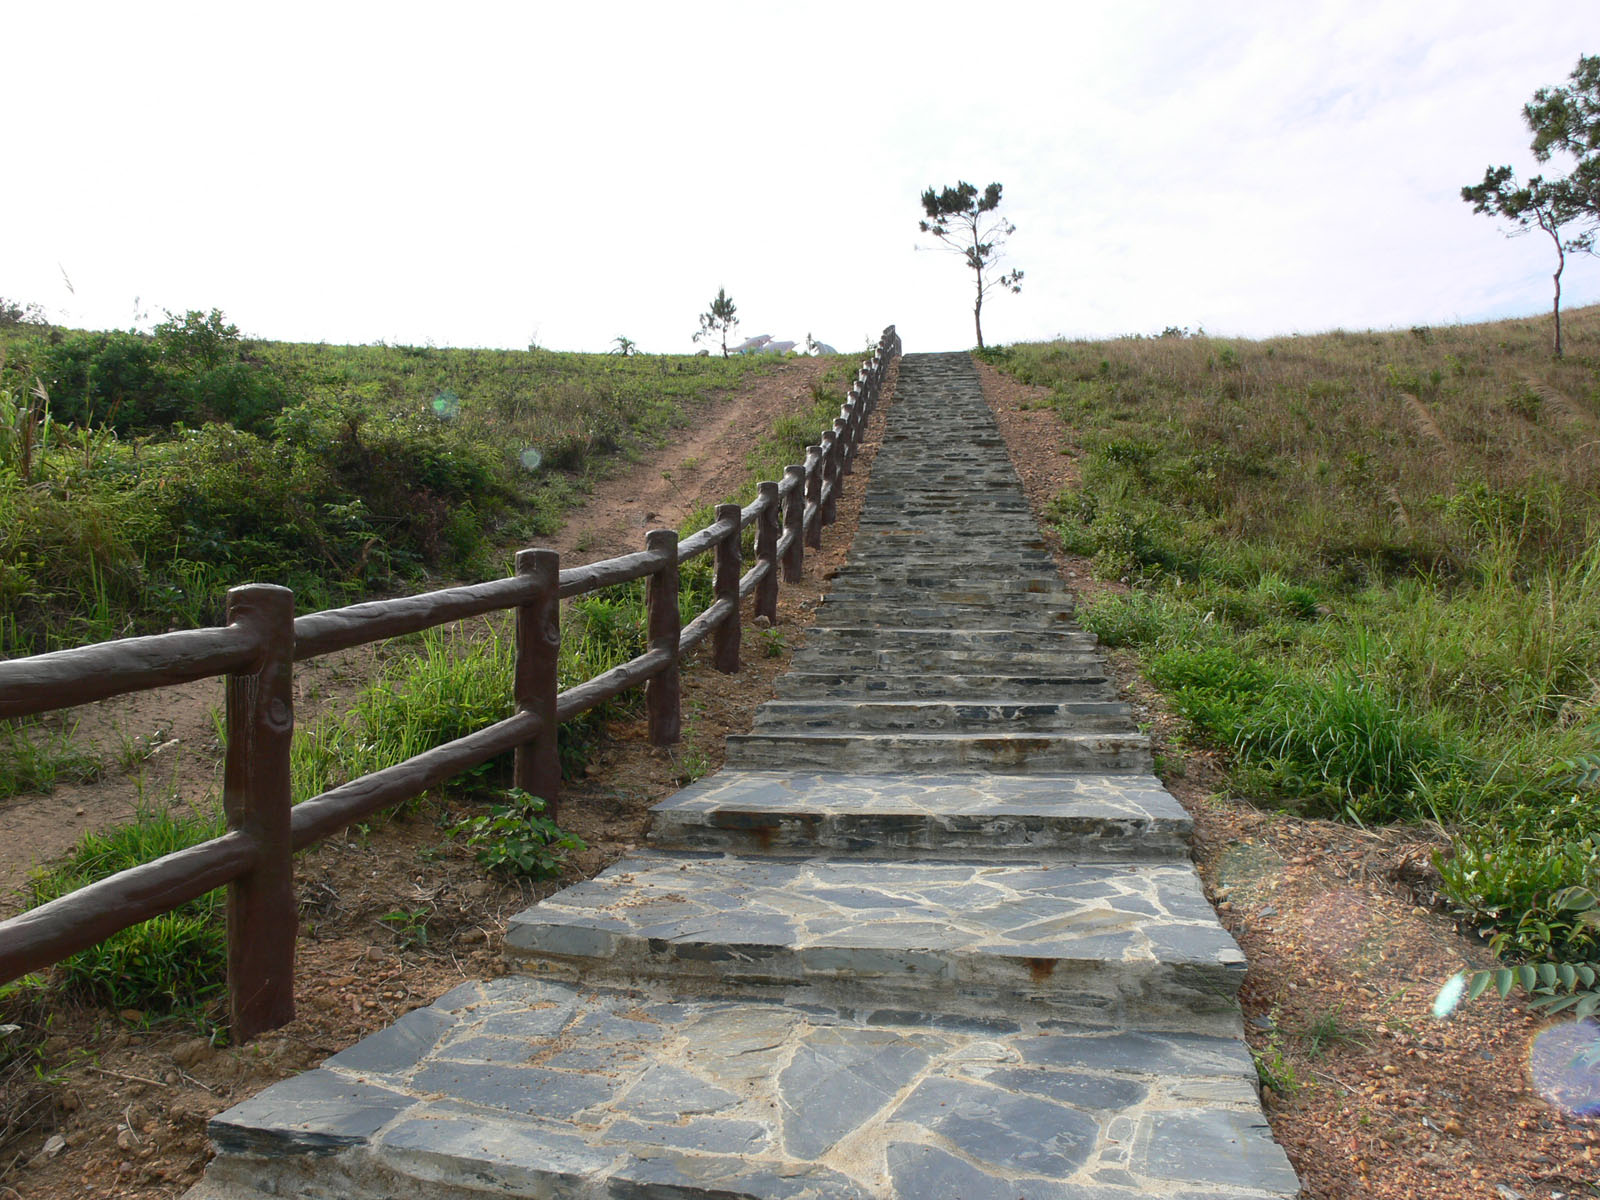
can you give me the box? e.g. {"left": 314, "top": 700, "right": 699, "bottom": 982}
{"left": 1537, "top": 963, "right": 1558, "bottom": 989}
{"left": 1495, "top": 968, "right": 1515, "bottom": 998}
{"left": 1517, "top": 965, "right": 1539, "bottom": 993}
{"left": 1467, "top": 971, "right": 1493, "bottom": 1002}
{"left": 1558, "top": 964, "right": 1577, "bottom": 991}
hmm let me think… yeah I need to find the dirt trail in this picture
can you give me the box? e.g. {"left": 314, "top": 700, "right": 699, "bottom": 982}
{"left": 0, "top": 358, "right": 837, "bottom": 910}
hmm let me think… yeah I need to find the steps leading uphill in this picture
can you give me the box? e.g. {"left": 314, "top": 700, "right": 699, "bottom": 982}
{"left": 189, "top": 352, "right": 1300, "bottom": 1200}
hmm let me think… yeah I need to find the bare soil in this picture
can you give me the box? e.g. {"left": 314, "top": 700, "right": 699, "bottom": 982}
{"left": 0, "top": 356, "right": 893, "bottom": 1199}
{"left": 977, "top": 357, "right": 1600, "bottom": 1200}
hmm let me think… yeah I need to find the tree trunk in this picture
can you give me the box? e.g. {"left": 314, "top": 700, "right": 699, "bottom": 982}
{"left": 973, "top": 295, "right": 985, "bottom": 351}
{"left": 1553, "top": 248, "right": 1565, "bottom": 359}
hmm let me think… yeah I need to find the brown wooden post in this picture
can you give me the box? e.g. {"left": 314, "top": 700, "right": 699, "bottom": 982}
{"left": 222, "top": 583, "right": 297, "bottom": 1042}
{"left": 836, "top": 412, "right": 853, "bottom": 475}
{"left": 514, "top": 548, "right": 561, "bottom": 820}
{"left": 755, "top": 481, "right": 780, "bottom": 622}
{"left": 712, "top": 503, "right": 741, "bottom": 674}
{"left": 645, "top": 528, "right": 680, "bottom": 745}
{"left": 804, "top": 445, "right": 824, "bottom": 549}
{"left": 820, "top": 429, "right": 839, "bottom": 526}
{"left": 782, "top": 465, "right": 805, "bottom": 581}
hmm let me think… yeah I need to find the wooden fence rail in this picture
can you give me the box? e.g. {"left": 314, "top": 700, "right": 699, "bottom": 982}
{"left": 0, "top": 326, "right": 902, "bottom": 1040}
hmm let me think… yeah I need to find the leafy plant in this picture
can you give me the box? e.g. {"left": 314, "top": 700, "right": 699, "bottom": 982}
{"left": 453, "top": 789, "right": 584, "bottom": 878}
{"left": 378, "top": 907, "right": 434, "bottom": 951}
{"left": 693, "top": 288, "right": 739, "bottom": 358}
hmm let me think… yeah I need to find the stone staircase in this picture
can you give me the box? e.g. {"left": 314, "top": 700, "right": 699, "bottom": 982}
{"left": 189, "top": 352, "right": 1300, "bottom": 1199}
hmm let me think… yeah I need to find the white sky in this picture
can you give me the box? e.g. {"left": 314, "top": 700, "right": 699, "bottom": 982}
{"left": 6, "top": 1, "right": 1598, "bottom": 354}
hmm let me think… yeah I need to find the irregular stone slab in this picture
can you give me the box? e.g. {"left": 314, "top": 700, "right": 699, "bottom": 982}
{"left": 724, "top": 729, "right": 1153, "bottom": 774}
{"left": 504, "top": 853, "right": 1242, "bottom": 1020}
{"left": 189, "top": 977, "right": 1298, "bottom": 1200}
{"left": 775, "top": 671, "right": 1118, "bottom": 701}
{"left": 648, "top": 770, "right": 1191, "bottom": 860}
{"left": 749, "top": 699, "right": 1137, "bottom": 735}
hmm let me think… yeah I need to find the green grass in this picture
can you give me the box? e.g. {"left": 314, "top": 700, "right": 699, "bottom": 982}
{"left": 23, "top": 802, "right": 228, "bottom": 1019}
{"left": 0, "top": 319, "right": 773, "bottom": 655}
{"left": 991, "top": 306, "right": 1600, "bottom": 965}
{"left": 0, "top": 719, "right": 102, "bottom": 800}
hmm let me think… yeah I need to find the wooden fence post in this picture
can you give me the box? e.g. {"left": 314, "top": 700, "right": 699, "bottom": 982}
{"left": 804, "top": 445, "right": 823, "bottom": 549}
{"left": 820, "top": 429, "right": 839, "bottom": 527}
{"left": 514, "top": 548, "right": 561, "bottom": 821}
{"left": 645, "top": 528, "right": 680, "bottom": 745}
{"left": 782, "top": 465, "right": 805, "bottom": 581}
{"left": 836, "top": 413, "right": 853, "bottom": 475}
{"left": 222, "top": 583, "right": 296, "bottom": 1042}
{"left": 756, "top": 481, "right": 780, "bottom": 622}
{"left": 712, "top": 503, "right": 741, "bottom": 673}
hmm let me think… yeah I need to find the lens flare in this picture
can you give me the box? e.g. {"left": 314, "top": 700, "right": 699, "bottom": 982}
{"left": 1529, "top": 1019, "right": 1600, "bottom": 1117}
{"left": 432, "top": 390, "right": 460, "bottom": 420}
{"left": 520, "top": 447, "right": 543, "bottom": 471}
{"left": 1431, "top": 971, "right": 1466, "bottom": 1020}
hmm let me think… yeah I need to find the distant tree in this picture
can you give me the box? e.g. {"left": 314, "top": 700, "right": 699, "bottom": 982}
{"left": 918, "top": 181, "right": 1024, "bottom": 350}
{"left": 693, "top": 288, "right": 739, "bottom": 358}
{"left": 0, "top": 297, "right": 46, "bottom": 327}
{"left": 610, "top": 335, "right": 638, "bottom": 356}
{"left": 1464, "top": 56, "right": 1600, "bottom": 357}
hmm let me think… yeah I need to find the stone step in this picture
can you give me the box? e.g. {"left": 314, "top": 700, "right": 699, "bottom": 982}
{"left": 807, "top": 608, "right": 1080, "bottom": 634}
{"left": 823, "top": 573, "right": 1071, "bottom": 594}
{"left": 193, "top": 978, "right": 1298, "bottom": 1200}
{"left": 819, "top": 598, "right": 1081, "bottom": 624}
{"left": 504, "top": 852, "right": 1240, "bottom": 1021}
{"left": 648, "top": 770, "right": 1191, "bottom": 860}
{"left": 804, "top": 629, "right": 1089, "bottom": 657}
{"left": 774, "top": 671, "right": 1119, "bottom": 701}
{"left": 749, "top": 700, "right": 1136, "bottom": 735}
{"left": 786, "top": 647, "right": 1107, "bottom": 674}
{"left": 723, "top": 730, "right": 1153, "bottom": 774}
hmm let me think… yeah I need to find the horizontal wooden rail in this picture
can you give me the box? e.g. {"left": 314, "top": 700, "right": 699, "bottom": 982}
{"left": 0, "top": 831, "right": 258, "bottom": 984}
{"left": 290, "top": 711, "right": 544, "bottom": 851}
{"left": 0, "top": 625, "right": 261, "bottom": 720}
{"left": 295, "top": 576, "right": 537, "bottom": 662}
{"left": 0, "top": 324, "right": 902, "bottom": 1041}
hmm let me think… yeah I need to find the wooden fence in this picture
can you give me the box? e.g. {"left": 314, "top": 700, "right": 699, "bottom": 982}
{"left": 0, "top": 326, "right": 902, "bottom": 1040}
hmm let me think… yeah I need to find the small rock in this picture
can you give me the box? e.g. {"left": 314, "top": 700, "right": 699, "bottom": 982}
{"left": 119, "top": 1009, "right": 145, "bottom": 1024}
{"left": 43, "top": 1134, "right": 67, "bottom": 1158}
{"left": 171, "top": 1037, "right": 214, "bottom": 1068}
{"left": 116, "top": 1129, "right": 137, "bottom": 1151}
{"left": 458, "top": 928, "right": 487, "bottom": 945}
{"left": 1495, "top": 1186, "right": 1527, "bottom": 1200}
{"left": 1443, "top": 1117, "right": 1465, "bottom": 1137}
{"left": 365, "top": 946, "right": 384, "bottom": 962}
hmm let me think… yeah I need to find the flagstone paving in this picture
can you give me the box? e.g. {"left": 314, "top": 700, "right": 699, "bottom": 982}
{"left": 188, "top": 351, "right": 1299, "bottom": 1199}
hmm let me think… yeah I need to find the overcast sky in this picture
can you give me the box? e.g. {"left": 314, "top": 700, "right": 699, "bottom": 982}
{"left": 6, "top": 2, "right": 1597, "bottom": 354}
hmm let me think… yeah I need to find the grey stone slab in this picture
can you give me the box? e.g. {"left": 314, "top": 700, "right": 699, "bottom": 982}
{"left": 207, "top": 1069, "right": 413, "bottom": 1157}
{"left": 1135, "top": 1110, "right": 1302, "bottom": 1193}
{"left": 505, "top": 853, "right": 1241, "bottom": 1018}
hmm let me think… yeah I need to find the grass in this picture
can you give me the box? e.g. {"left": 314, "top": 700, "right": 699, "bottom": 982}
{"left": 987, "top": 306, "right": 1600, "bottom": 966}
{"left": 0, "top": 719, "right": 101, "bottom": 801}
{"left": 0, "top": 320, "right": 774, "bottom": 655}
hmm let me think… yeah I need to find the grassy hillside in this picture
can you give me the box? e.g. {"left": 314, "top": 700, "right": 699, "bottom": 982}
{"left": 985, "top": 307, "right": 1600, "bottom": 972}
{"left": 0, "top": 312, "right": 768, "bottom": 655}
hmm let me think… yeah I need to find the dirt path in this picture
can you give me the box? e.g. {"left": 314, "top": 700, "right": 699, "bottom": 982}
{"left": 0, "top": 359, "right": 838, "bottom": 911}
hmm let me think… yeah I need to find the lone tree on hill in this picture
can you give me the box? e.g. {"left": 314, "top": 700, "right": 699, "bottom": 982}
{"left": 693, "top": 288, "right": 739, "bottom": 358}
{"left": 1464, "top": 55, "right": 1600, "bottom": 357}
{"left": 918, "top": 180, "right": 1024, "bottom": 350}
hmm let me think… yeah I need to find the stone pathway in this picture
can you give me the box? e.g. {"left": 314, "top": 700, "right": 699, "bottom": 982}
{"left": 189, "top": 353, "right": 1301, "bottom": 1199}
